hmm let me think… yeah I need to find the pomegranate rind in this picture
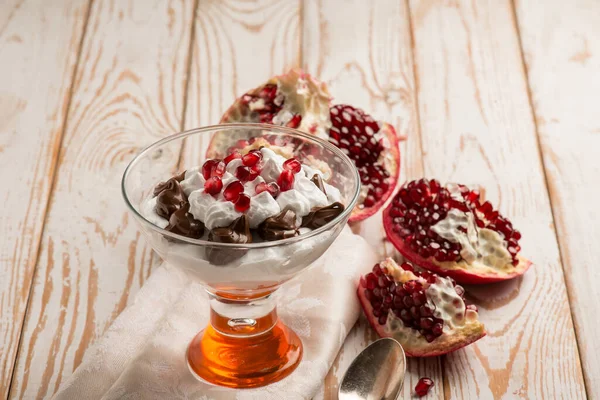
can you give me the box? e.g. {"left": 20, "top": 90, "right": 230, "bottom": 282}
{"left": 382, "top": 204, "right": 532, "bottom": 284}
{"left": 357, "top": 260, "right": 485, "bottom": 357}
{"left": 348, "top": 122, "right": 400, "bottom": 223}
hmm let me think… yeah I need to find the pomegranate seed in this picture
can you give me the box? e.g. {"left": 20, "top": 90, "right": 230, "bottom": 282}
{"left": 234, "top": 193, "right": 251, "bottom": 212}
{"left": 283, "top": 158, "right": 302, "bottom": 173}
{"left": 242, "top": 150, "right": 262, "bottom": 167}
{"left": 223, "top": 181, "right": 244, "bottom": 202}
{"left": 415, "top": 377, "right": 434, "bottom": 397}
{"left": 236, "top": 165, "right": 259, "bottom": 182}
{"left": 224, "top": 151, "right": 242, "bottom": 164}
{"left": 204, "top": 176, "right": 223, "bottom": 195}
{"left": 286, "top": 114, "right": 302, "bottom": 128}
{"left": 256, "top": 182, "right": 280, "bottom": 197}
{"left": 201, "top": 159, "right": 225, "bottom": 179}
{"left": 329, "top": 104, "right": 393, "bottom": 211}
{"left": 277, "top": 170, "right": 295, "bottom": 192}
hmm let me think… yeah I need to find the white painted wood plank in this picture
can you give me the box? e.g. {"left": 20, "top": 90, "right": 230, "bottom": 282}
{"left": 515, "top": 0, "right": 600, "bottom": 395}
{"left": 408, "top": 0, "right": 586, "bottom": 397}
{"left": 302, "top": 1, "right": 444, "bottom": 398}
{"left": 0, "top": 0, "right": 90, "bottom": 397}
{"left": 9, "top": 1, "right": 195, "bottom": 398}
{"left": 183, "top": 0, "right": 301, "bottom": 158}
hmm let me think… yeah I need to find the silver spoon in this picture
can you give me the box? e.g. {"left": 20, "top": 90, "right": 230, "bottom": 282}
{"left": 338, "top": 338, "right": 406, "bottom": 400}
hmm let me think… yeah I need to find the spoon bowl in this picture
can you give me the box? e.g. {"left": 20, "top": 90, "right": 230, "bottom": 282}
{"left": 339, "top": 338, "right": 406, "bottom": 400}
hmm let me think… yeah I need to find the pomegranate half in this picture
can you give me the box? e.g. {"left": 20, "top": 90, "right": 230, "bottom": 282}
{"left": 383, "top": 179, "right": 532, "bottom": 284}
{"left": 209, "top": 69, "right": 400, "bottom": 222}
{"left": 358, "top": 258, "right": 485, "bottom": 357}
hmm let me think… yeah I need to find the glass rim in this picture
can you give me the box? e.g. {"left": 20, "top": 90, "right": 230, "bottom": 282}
{"left": 121, "top": 123, "right": 361, "bottom": 249}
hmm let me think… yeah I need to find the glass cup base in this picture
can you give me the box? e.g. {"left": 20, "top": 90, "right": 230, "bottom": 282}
{"left": 187, "top": 319, "right": 303, "bottom": 388}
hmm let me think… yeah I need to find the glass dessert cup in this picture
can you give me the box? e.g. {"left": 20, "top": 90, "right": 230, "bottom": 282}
{"left": 122, "top": 124, "right": 360, "bottom": 388}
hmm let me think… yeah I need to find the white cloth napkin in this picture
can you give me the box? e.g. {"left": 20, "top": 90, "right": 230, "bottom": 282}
{"left": 52, "top": 227, "right": 378, "bottom": 400}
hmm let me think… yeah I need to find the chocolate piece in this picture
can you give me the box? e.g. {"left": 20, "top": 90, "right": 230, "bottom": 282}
{"left": 174, "top": 170, "right": 187, "bottom": 182}
{"left": 208, "top": 215, "right": 252, "bottom": 244}
{"left": 206, "top": 215, "right": 252, "bottom": 265}
{"left": 154, "top": 178, "right": 186, "bottom": 219}
{"left": 258, "top": 208, "right": 299, "bottom": 241}
{"left": 165, "top": 203, "right": 204, "bottom": 238}
{"left": 301, "top": 202, "right": 345, "bottom": 229}
{"left": 311, "top": 174, "right": 327, "bottom": 195}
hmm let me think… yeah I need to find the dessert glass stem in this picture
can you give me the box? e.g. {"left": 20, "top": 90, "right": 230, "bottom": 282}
{"left": 187, "top": 291, "right": 303, "bottom": 388}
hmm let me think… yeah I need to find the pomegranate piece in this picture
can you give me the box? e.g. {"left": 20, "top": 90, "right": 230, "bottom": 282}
{"left": 277, "top": 170, "right": 295, "bottom": 192}
{"left": 235, "top": 165, "right": 259, "bottom": 182}
{"left": 223, "top": 181, "right": 244, "bottom": 202}
{"left": 242, "top": 150, "right": 262, "bottom": 167}
{"left": 255, "top": 182, "right": 280, "bottom": 197}
{"left": 357, "top": 258, "right": 485, "bottom": 357}
{"left": 383, "top": 179, "right": 532, "bottom": 284}
{"left": 415, "top": 377, "right": 434, "bottom": 397}
{"left": 286, "top": 114, "right": 302, "bottom": 128}
{"left": 209, "top": 69, "right": 401, "bottom": 223}
{"left": 201, "top": 159, "right": 225, "bottom": 179}
{"left": 204, "top": 176, "right": 223, "bottom": 196}
{"left": 283, "top": 157, "right": 302, "bottom": 173}
{"left": 234, "top": 193, "right": 251, "bottom": 212}
{"left": 224, "top": 151, "right": 242, "bottom": 165}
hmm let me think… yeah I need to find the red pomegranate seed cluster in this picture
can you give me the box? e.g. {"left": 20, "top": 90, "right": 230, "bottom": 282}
{"left": 329, "top": 105, "right": 390, "bottom": 208}
{"left": 201, "top": 152, "right": 305, "bottom": 211}
{"left": 389, "top": 179, "right": 521, "bottom": 266}
{"left": 360, "top": 262, "right": 465, "bottom": 343}
{"left": 415, "top": 377, "right": 434, "bottom": 397}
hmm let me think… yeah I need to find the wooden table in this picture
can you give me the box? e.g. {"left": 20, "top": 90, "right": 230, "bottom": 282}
{"left": 1, "top": 0, "right": 598, "bottom": 398}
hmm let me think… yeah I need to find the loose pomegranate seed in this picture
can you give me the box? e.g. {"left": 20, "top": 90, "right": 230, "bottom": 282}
{"left": 236, "top": 165, "right": 259, "bottom": 182}
{"left": 234, "top": 193, "right": 251, "bottom": 212}
{"left": 224, "top": 151, "right": 242, "bottom": 165}
{"left": 255, "top": 182, "right": 280, "bottom": 197}
{"left": 277, "top": 170, "right": 295, "bottom": 192}
{"left": 204, "top": 176, "right": 223, "bottom": 195}
{"left": 201, "top": 159, "right": 225, "bottom": 179}
{"left": 242, "top": 150, "right": 262, "bottom": 167}
{"left": 415, "top": 377, "right": 434, "bottom": 397}
{"left": 223, "top": 181, "right": 244, "bottom": 202}
{"left": 283, "top": 157, "right": 302, "bottom": 173}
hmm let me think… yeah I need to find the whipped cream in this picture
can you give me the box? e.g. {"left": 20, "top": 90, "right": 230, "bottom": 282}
{"left": 142, "top": 145, "right": 345, "bottom": 234}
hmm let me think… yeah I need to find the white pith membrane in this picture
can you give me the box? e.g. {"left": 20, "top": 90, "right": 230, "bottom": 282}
{"left": 221, "top": 69, "right": 332, "bottom": 138}
{"left": 430, "top": 208, "right": 515, "bottom": 274}
{"left": 269, "top": 69, "right": 332, "bottom": 138}
{"left": 359, "top": 258, "right": 485, "bottom": 356}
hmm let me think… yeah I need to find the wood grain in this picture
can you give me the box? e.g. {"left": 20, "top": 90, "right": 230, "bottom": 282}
{"left": 514, "top": 0, "right": 600, "bottom": 396}
{"left": 183, "top": 0, "right": 301, "bottom": 161}
{"left": 0, "top": 0, "right": 90, "bottom": 397}
{"left": 302, "top": 1, "right": 444, "bottom": 398}
{"left": 408, "top": 0, "right": 586, "bottom": 398}
{"left": 8, "top": 0, "right": 196, "bottom": 398}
